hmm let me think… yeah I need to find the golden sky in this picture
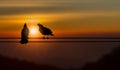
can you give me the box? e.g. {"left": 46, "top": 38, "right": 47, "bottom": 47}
{"left": 0, "top": 0, "right": 120, "bottom": 37}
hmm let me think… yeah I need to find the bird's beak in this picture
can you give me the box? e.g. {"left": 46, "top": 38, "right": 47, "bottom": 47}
{"left": 38, "top": 24, "right": 40, "bottom": 26}
{"left": 38, "top": 24, "right": 42, "bottom": 26}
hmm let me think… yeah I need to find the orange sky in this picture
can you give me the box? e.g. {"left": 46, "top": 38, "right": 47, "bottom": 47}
{"left": 0, "top": 0, "right": 120, "bottom": 37}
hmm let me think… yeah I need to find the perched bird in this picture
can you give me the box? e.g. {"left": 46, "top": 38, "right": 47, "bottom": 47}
{"left": 38, "top": 24, "right": 54, "bottom": 39}
{"left": 20, "top": 23, "right": 29, "bottom": 44}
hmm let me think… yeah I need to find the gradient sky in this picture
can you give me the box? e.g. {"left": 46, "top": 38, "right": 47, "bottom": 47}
{"left": 0, "top": 0, "right": 120, "bottom": 37}
{"left": 0, "top": 0, "right": 120, "bottom": 68}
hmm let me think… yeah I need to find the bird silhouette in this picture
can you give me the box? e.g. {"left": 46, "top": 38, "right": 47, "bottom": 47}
{"left": 20, "top": 23, "right": 29, "bottom": 44}
{"left": 38, "top": 24, "right": 54, "bottom": 39}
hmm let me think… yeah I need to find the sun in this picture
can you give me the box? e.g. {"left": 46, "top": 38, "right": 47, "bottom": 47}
{"left": 30, "top": 28, "right": 37, "bottom": 34}
{"left": 29, "top": 27, "right": 39, "bottom": 37}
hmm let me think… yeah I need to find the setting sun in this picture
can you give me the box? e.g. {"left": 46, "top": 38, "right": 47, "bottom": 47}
{"left": 29, "top": 26, "right": 39, "bottom": 37}
{"left": 30, "top": 28, "right": 37, "bottom": 34}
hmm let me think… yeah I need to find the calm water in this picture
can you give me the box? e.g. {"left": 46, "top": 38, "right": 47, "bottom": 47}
{"left": 0, "top": 39, "right": 120, "bottom": 68}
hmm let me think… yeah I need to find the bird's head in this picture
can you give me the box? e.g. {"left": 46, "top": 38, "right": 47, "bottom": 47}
{"left": 38, "top": 23, "right": 43, "bottom": 27}
{"left": 24, "top": 23, "right": 27, "bottom": 27}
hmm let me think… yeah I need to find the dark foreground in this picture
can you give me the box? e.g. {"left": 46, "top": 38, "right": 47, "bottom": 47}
{"left": 0, "top": 46, "right": 120, "bottom": 70}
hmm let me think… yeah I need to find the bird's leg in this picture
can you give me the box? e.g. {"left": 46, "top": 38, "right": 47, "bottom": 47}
{"left": 43, "top": 35, "right": 45, "bottom": 39}
{"left": 46, "top": 35, "right": 49, "bottom": 39}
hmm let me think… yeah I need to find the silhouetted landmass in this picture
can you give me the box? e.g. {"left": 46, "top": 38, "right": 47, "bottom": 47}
{"left": 0, "top": 46, "right": 120, "bottom": 70}
{"left": 82, "top": 46, "right": 120, "bottom": 70}
{"left": 0, "top": 55, "right": 61, "bottom": 70}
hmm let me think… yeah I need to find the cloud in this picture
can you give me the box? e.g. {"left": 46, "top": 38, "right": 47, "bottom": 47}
{"left": 0, "top": 0, "right": 120, "bottom": 15}
{"left": 0, "top": 6, "right": 80, "bottom": 15}
{"left": 0, "top": 4, "right": 120, "bottom": 16}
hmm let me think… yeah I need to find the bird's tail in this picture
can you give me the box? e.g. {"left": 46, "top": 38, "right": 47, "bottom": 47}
{"left": 50, "top": 34, "right": 54, "bottom": 36}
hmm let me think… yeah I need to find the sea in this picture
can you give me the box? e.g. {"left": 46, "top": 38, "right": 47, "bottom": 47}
{"left": 0, "top": 37, "right": 120, "bottom": 68}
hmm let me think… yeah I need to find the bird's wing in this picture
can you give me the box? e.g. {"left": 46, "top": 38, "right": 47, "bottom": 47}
{"left": 44, "top": 27, "right": 52, "bottom": 33}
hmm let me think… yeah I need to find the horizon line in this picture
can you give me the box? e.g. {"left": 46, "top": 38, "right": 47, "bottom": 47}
{"left": 0, "top": 41, "right": 120, "bottom": 43}
{"left": 1, "top": 37, "right": 120, "bottom": 39}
